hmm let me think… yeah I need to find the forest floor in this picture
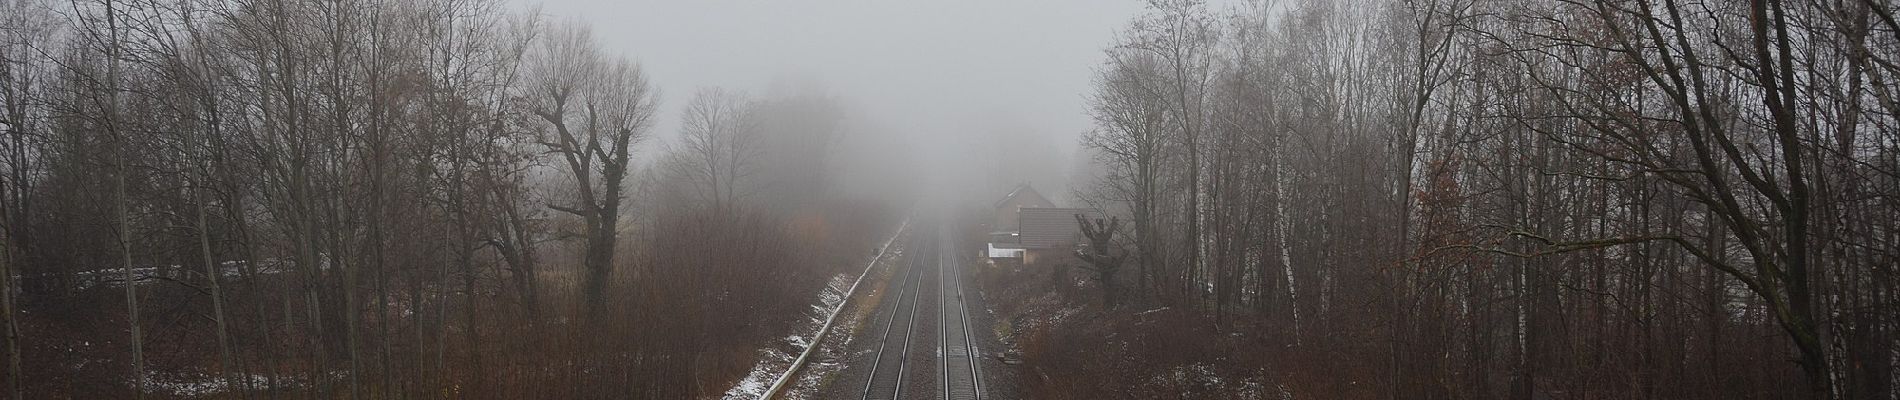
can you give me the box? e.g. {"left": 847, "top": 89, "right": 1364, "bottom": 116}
{"left": 975, "top": 256, "right": 1385, "bottom": 399}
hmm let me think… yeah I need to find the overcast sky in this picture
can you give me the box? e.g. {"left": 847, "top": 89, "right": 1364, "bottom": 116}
{"left": 532, "top": 0, "right": 1152, "bottom": 196}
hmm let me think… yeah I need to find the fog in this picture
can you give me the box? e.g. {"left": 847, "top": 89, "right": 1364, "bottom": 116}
{"left": 6, "top": 0, "right": 1896, "bottom": 398}
{"left": 537, "top": 0, "right": 1148, "bottom": 204}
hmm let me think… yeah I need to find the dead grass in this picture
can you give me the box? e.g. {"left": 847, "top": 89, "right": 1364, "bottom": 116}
{"left": 10, "top": 204, "right": 898, "bottom": 399}
{"left": 979, "top": 258, "right": 1387, "bottom": 400}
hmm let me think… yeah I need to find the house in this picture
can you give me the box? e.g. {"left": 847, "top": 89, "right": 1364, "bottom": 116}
{"left": 984, "top": 184, "right": 1098, "bottom": 265}
{"left": 987, "top": 184, "right": 1050, "bottom": 260}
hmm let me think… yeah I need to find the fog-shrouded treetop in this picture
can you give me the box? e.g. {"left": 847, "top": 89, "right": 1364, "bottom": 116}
{"left": 535, "top": 0, "right": 1153, "bottom": 202}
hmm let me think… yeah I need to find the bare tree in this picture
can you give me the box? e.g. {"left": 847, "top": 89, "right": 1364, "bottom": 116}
{"left": 1074, "top": 214, "right": 1126, "bottom": 307}
{"left": 522, "top": 23, "right": 657, "bottom": 318}
{"left": 93, "top": 1, "right": 145, "bottom": 396}
{"left": 1083, "top": 49, "right": 1174, "bottom": 304}
{"left": 675, "top": 87, "right": 761, "bottom": 218}
{"left": 0, "top": 0, "right": 57, "bottom": 394}
{"left": 1122, "top": 0, "right": 1215, "bottom": 305}
{"left": 1071, "top": 0, "right": 1899, "bottom": 398}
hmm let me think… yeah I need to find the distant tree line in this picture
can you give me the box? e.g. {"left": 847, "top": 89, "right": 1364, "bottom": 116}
{"left": 1079, "top": 0, "right": 1898, "bottom": 398}
{"left": 0, "top": 0, "right": 884, "bottom": 397}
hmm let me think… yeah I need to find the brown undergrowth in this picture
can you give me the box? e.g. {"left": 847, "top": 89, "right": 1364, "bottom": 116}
{"left": 978, "top": 253, "right": 1386, "bottom": 399}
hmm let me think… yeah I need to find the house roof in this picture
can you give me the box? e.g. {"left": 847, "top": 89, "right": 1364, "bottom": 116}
{"left": 1017, "top": 207, "right": 1100, "bottom": 249}
{"left": 993, "top": 184, "right": 1054, "bottom": 210}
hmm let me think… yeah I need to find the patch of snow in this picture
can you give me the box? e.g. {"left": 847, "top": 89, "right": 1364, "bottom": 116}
{"left": 139, "top": 370, "right": 307, "bottom": 397}
{"left": 1144, "top": 363, "right": 1230, "bottom": 397}
{"left": 1050, "top": 305, "right": 1082, "bottom": 324}
{"left": 720, "top": 357, "right": 776, "bottom": 400}
{"left": 721, "top": 271, "right": 863, "bottom": 399}
{"left": 1236, "top": 378, "right": 1268, "bottom": 399}
{"left": 27, "top": 259, "right": 295, "bottom": 290}
{"left": 757, "top": 219, "right": 908, "bottom": 398}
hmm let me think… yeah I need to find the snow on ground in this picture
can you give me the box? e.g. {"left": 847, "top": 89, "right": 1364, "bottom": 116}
{"left": 1050, "top": 305, "right": 1083, "bottom": 325}
{"left": 1135, "top": 362, "right": 1284, "bottom": 399}
{"left": 721, "top": 348, "right": 791, "bottom": 399}
{"left": 1145, "top": 363, "right": 1224, "bottom": 397}
{"left": 140, "top": 370, "right": 308, "bottom": 397}
{"left": 20, "top": 259, "right": 294, "bottom": 290}
{"left": 721, "top": 273, "right": 855, "bottom": 400}
{"left": 726, "top": 222, "right": 906, "bottom": 399}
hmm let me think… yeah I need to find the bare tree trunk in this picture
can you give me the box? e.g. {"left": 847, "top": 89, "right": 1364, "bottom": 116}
{"left": 0, "top": 33, "right": 27, "bottom": 399}
{"left": 1, "top": 206, "right": 19, "bottom": 399}
{"left": 102, "top": 1, "right": 143, "bottom": 396}
{"left": 197, "top": 186, "right": 236, "bottom": 398}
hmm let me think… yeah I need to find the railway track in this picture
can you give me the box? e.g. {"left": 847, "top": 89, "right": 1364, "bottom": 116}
{"left": 857, "top": 223, "right": 982, "bottom": 400}
{"left": 938, "top": 228, "right": 981, "bottom": 400}
{"left": 862, "top": 234, "right": 932, "bottom": 400}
